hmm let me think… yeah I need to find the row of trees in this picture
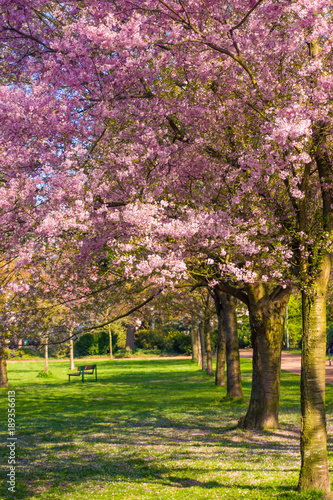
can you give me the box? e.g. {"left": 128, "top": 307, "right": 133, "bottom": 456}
{"left": 0, "top": 0, "right": 333, "bottom": 493}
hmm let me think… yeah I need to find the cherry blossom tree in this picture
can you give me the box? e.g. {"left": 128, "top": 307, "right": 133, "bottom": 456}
{"left": 1, "top": 0, "right": 333, "bottom": 493}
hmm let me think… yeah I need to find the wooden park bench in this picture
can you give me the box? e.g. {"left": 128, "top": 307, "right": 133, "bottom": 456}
{"left": 68, "top": 364, "right": 97, "bottom": 383}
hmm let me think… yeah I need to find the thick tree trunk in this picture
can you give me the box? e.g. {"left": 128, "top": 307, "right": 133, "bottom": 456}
{"left": 108, "top": 324, "right": 113, "bottom": 360}
{"left": 69, "top": 331, "right": 75, "bottom": 370}
{"left": 126, "top": 324, "right": 135, "bottom": 351}
{"left": 298, "top": 255, "right": 331, "bottom": 493}
{"left": 0, "top": 346, "right": 8, "bottom": 388}
{"left": 239, "top": 284, "right": 290, "bottom": 430}
{"left": 199, "top": 322, "right": 207, "bottom": 370}
{"left": 220, "top": 293, "right": 243, "bottom": 399}
{"left": 205, "top": 319, "right": 214, "bottom": 376}
{"left": 191, "top": 328, "right": 198, "bottom": 361}
{"left": 197, "top": 326, "right": 202, "bottom": 366}
{"left": 214, "top": 291, "right": 226, "bottom": 387}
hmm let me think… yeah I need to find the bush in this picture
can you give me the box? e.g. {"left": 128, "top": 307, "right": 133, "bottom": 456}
{"left": 74, "top": 334, "right": 99, "bottom": 357}
{"left": 49, "top": 343, "right": 69, "bottom": 359}
{"left": 135, "top": 328, "right": 168, "bottom": 350}
{"left": 74, "top": 329, "right": 120, "bottom": 357}
{"left": 237, "top": 311, "right": 252, "bottom": 348}
{"left": 166, "top": 330, "right": 192, "bottom": 355}
{"left": 135, "top": 328, "right": 192, "bottom": 354}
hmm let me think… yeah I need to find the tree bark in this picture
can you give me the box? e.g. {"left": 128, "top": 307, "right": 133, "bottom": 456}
{"left": 205, "top": 318, "right": 214, "bottom": 376}
{"left": 191, "top": 327, "right": 198, "bottom": 361}
{"left": 220, "top": 292, "right": 243, "bottom": 399}
{"left": 213, "top": 290, "right": 226, "bottom": 387}
{"left": 298, "top": 254, "right": 331, "bottom": 493}
{"left": 125, "top": 324, "right": 136, "bottom": 351}
{"left": 239, "top": 283, "right": 290, "bottom": 430}
{"left": 0, "top": 346, "right": 8, "bottom": 388}
{"left": 108, "top": 324, "right": 113, "bottom": 359}
{"left": 69, "top": 330, "right": 75, "bottom": 370}
{"left": 197, "top": 325, "right": 202, "bottom": 366}
{"left": 199, "top": 321, "right": 207, "bottom": 370}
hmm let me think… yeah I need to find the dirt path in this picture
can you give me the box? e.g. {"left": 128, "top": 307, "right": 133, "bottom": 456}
{"left": 239, "top": 349, "right": 333, "bottom": 385}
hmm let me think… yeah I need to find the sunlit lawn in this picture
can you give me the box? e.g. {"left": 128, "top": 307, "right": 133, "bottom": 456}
{"left": 1, "top": 358, "right": 333, "bottom": 499}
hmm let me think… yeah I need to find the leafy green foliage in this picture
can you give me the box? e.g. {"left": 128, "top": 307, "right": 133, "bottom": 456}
{"left": 74, "top": 322, "right": 127, "bottom": 357}
{"left": 48, "top": 342, "right": 69, "bottom": 359}
{"left": 165, "top": 330, "right": 192, "bottom": 354}
{"left": 237, "top": 310, "right": 252, "bottom": 348}
{"left": 285, "top": 295, "right": 302, "bottom": 348}
{"left": 135, "top": 328, "right": 192, "bottom": 354}
{"left": 74, "top": 333, "right": 109, "bottom": 357}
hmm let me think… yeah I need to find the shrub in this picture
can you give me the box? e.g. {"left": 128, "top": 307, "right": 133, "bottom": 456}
{"left": 49, "top": 343, "right": 69, "bottom": 359}
{"left": 135, "top": 328, "right": 168, "bottom": 350}
{"left": 74, "top": 334, "right": 98, "bottom": 357}
{"left": 135, "top": 328, "right": 192, "bottom": 354}
{"left": 98, "top": 331, "right": 110, "bottom": 355}
{"left": 166, "top": 330, "right": 192, "bottom": 355}
{"left": 74, "top": 328, "right": 121, "bottom": 357}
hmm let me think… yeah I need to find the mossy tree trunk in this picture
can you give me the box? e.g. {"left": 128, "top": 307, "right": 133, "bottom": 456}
{"left": 298, "top": 254, "right": 331, "bottom": 493}
{"left": 219, "top": 292, "right": 243, "bottom": 399}
{"left": 108, "top": 324, "right": 113, "bottom": 360}
{"left": 296, "top": 42, "right": 332, "bottom": 494}
{"left": 213, "top": 290, "right": 226, "bottom": 387}
{"left": 191, "top": 327, "right": 198, "bottom": 361}
{"left": 199, "top": 321, "right": 207, "bottom": 371}
{"left": 197, "top": 325, "right": 202, "bottom": 366}
{"left": 239, "top": 283, "right": 290, "bottom": 430}
{"left": 205, "top": 318, "right": 214, "bottom": 376}
{"left": 126, "top": 324, "right": 135, "bottom": 351}
{"left": 0, "top": 345, "right": 8, "bottom": 388}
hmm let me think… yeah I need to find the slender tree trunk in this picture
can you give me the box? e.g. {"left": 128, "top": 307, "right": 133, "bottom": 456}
{"left": 199, "top": 322, "right": 207, "bottom": 370}
{"left": 191, "top": 328, "right": 198, "bottom": 361}
{"left": 0, "top": 345, "right": 8, "bottom": 388}
{"left": 197, "top": 325, "right": 202, "bottom": 366}
{"left": 108, "top": 324, "right": 113, "bottom": 360}
{"left": 220, "top": 293, "right": 243, "bottom": 399}
{"left": 69, "top": 330, "right": 75, "bottom": 370}
{"left": 298, "top": 255, "right": 331, "bottom": 493}
{"left": 45, "top": 333, "right": 48, "bottom": 373}
{"left": 214, "top": 291, "right": 226, "bottom": 387}
{"left": 126, "top": 324, "right": 135, "bottom": 351}
{"left": 205, "top": 318, "right": 214, "bottom": 376}
{"left": 239, "top": 284, "right": 290, "bottom": 430}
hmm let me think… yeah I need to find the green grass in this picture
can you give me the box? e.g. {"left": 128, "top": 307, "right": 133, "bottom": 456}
{"left": 1, "top": 359, "right": 333, "bottom": 500}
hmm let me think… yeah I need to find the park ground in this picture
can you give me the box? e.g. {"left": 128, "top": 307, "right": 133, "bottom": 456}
{"left": 1, "top": 358, "right": 333, "bottom": 500}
